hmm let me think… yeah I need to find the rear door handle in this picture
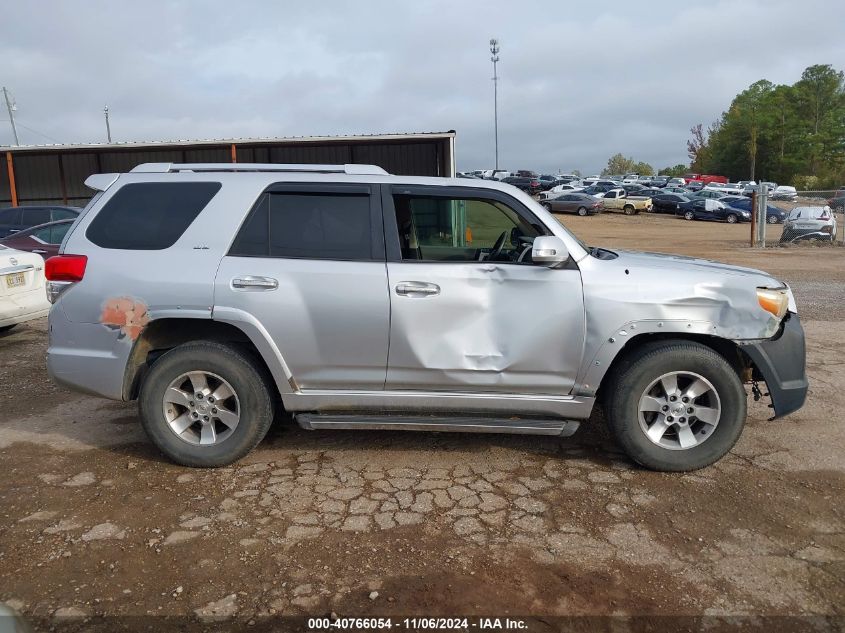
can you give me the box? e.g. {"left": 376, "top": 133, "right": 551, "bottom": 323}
{"left": 395, "top": 281, "right": 440, "bottom": 297}
{"left": 231, "top": 276, "right": 278, "bottom": 291}
{"left": 32, "top": 249, "right": 47, "bottom": 255}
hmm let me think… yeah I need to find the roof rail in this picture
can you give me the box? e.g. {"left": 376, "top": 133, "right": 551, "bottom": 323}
{"left": 130, "top": 163, "right": 389, "bottom": 175}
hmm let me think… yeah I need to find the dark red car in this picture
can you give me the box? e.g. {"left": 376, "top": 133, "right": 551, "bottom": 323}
{"left": 0, "top": 219, "right": 74, "bottom": 258}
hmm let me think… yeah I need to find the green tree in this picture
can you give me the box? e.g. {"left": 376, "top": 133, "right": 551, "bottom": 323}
{"left": 659, "top": 164, "right": 689, "bottom": 177}
{"left": 601, "top": 154, "right": 654, "bottom": 176}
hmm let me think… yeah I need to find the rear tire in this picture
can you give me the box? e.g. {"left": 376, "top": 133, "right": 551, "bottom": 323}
{"left": 139, "top": 341, "right": 274, "bottom": 467}
{"left": 623, "top": 205, "right": 635, "bottom": 216}
{"left": 604, "top": 341, "right": 746, "bottom": 471}
{"left": 577, "top": 206, "right": 587, "bottom": 216}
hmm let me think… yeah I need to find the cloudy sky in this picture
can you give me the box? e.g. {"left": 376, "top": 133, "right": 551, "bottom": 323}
{"left": 2, "top": 0, "right": 843, "bottom": 174}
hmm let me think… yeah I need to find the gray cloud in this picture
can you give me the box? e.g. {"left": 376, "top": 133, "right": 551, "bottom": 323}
{"left": 2, "top": 0, "right": 843, "bottom": 174}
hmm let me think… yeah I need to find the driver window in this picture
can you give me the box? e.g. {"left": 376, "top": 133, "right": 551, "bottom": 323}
{"left": 393, "top": 194, "right": 543, "bottom": 263}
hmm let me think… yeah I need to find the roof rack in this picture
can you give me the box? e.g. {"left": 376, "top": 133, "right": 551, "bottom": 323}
{"left": 130, "top": 163, "right": 389, "bottom": 175}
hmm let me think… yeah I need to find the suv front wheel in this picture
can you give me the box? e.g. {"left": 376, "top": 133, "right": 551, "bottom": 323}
{"left": 604, "top": 340, "right": 746, "bottom": 471}
{"left": 139, "top": 341, "right": 274, "bottom": 467}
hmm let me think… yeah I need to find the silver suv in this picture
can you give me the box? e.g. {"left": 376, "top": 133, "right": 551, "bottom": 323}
{"left": 45, "top": 163, "right": 808, "bottom": 471}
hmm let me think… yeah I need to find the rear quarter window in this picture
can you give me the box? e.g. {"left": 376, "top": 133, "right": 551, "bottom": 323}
{"left": 86, "top": 182, "right": 221, "bottom": 250}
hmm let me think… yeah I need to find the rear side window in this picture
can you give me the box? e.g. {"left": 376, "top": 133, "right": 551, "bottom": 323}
{"left": 24, "top": 208, "right": 51, "bottom": 225}
{"left": 52, "top": 208, "right": 77, "bottom": 221}
{"left": 229, "top": 192, "right": 373, "bottom": 260}
{"left": 86, "top": 182, "right": 221, "bottom": 250}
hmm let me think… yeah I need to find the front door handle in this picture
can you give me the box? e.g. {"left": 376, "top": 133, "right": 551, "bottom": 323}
{"left": 231, "top": 276, "right": 279, "bottom": 291}
{"left": 32, "top": 249, "right": 48, "bottom": 255}
{"left": 395, "top": 281, "right": 440, "bottom": 297}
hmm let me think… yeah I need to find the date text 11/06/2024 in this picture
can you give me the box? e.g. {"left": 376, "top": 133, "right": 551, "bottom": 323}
{"left": 308, "top": 617, "right": 528, "bottom": 630}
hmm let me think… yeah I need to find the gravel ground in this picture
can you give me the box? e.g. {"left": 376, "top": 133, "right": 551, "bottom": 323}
{"left": 0, "top": 214, "right": 843, "bottom": 631}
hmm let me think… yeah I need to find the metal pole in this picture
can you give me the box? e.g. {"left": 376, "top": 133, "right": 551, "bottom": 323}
{"left": 104, "top": 106, "right": 112, "bottom": 143}
{"left": 490, "top": 38, "right": 500, "bottom": 171}
{"left": 758, "top": 184, "right": 768, "bottom": 247}
{"left": 3, "top": 87, "right": 20, "bottom": 146}
{"left": 750, "top": 191, "right": 756, "bottom": 247}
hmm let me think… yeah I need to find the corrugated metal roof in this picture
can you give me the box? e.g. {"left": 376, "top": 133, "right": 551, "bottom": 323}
{"left": 1, "top": 131, "right": 456, "bottom": 153}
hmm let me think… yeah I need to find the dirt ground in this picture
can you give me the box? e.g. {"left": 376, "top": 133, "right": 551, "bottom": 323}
{"left": 0, "top": 213, "right": 843, "bottom": 631}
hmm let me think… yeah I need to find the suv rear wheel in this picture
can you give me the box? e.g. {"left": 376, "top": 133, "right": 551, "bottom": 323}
{"left": 139, "top": 341, "right": 274, "bottom": 467}
{"left": 604, "top": 340, "right": 746, "bottom": 471}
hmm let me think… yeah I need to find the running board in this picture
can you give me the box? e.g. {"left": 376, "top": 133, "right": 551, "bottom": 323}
{"left": 295, "top": 414, "right": 581, "bottom": 437}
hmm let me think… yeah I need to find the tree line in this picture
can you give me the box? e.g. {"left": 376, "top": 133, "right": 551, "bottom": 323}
{"left": 688, "top": 64, "right": 844, "bottom": 189}
{"left": 598, "top": 64, "right": 844, "bottom": 189}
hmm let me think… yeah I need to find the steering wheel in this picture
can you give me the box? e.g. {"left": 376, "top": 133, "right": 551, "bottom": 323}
{"left": 488, "top": 231, "right": 508, "bottom": 261}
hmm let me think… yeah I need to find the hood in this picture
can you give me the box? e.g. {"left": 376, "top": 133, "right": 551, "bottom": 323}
{"left": 613, "top": 249, "right": 778, "bottom": 284}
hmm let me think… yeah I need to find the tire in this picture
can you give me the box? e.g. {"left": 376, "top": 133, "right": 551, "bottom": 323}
{"left": 623, "top": 205, "right": 635, "bottom": 216}
{"left": 683, "top": 211, "right": 695, "bottom": 221}
{"left": 767, "top": 215, "right": 778, "bottom": 224}
{"left": 139, "top": 341, "right": 274, "bottom": 467}
{"left": 577, "top": 206, "right": 587, "bottom": 216}
{"left": 604, "top": 340, "right": 747, "bottom": 471}
{"left": 542, "top": 203, "right": 552, "bottom": 211}
{"left": 0, "top": 324, "right": 16, "bottom": 334}
{"left": 726, "top": 213, "right": 738, "bottom": 224}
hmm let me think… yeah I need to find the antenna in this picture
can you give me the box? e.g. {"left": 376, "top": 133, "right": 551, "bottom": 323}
{"left": 2, "top": 87, "right": 20, "bottom": 146}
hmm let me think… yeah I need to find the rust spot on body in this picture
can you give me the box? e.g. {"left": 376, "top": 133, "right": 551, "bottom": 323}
{"left": 100, "top": 297, "right": 150, "bottom": 341}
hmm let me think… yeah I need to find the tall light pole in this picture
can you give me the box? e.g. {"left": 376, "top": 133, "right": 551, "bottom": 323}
{"left": 489, "top": 38, "right": 500, "bottom": 170}
{"left": 103, "top": 105, "right": 112, "bottom": 143}
{"left": 3, "top": 87, "right": 20, "bottom": 146}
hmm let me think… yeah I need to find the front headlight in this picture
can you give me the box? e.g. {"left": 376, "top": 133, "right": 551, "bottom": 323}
{"left": 757, "top": 287, "right": 789, "bottom": 319}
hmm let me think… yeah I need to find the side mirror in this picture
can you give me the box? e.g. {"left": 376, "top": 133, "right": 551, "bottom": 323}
{"left": 532, "top": 235, "right": 569, "bottom": 266}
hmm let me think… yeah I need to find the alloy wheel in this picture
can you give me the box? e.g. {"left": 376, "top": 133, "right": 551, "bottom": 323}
{"left": 162, "top": 371, "right": 240, "bottom": 446}
{"left": 637, "top": 371, "right": 721, "bottom": 450}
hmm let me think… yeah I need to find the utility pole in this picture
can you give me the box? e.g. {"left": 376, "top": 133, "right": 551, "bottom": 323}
{"left": 489, "top": 38, "right": 500, "bottom": 171}
{"left": 2, "top": 87, "right": 20, "bottom": 146}
{"left": 103, "top": 105, "right": 112, "bottom": 143}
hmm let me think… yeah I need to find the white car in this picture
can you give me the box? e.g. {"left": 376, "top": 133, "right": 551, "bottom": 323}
{"left": 771, "top": 185, "right": 798, "bottom": 200}
{"left": 0, "top": 245, "right": 50, "bottom": 332}
{"left": 780, "top": 206, "right": 837, "bottom": 243}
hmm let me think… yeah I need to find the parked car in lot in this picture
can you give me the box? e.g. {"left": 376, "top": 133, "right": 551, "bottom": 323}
{"left": 541, "top": 193, "right": 602, "bottom": 216}
{"left": 780, "top": 206, "right": 837, "bottom": 243}
{"left": 0, "top": 205, "right": 80, "bottom": 238}
{"left": 501, "top": 176, "right": 542, "bottom": 194}
{"left": 651, "top": 193, "right": 691, "bottom": 214}
{"left": 0, "top": 244, "right": 50, "bottom": 332}
{"left": 771, "top": 186, "right": 797, "bottom": 200}
{"left": 600, "top": 189, "right": 652, "bottom": 215}
{"left": 722, "top": 198, "right": 787, "bottom": 224}
{"left": 662, "top": 186, "right": 689, "bottom": 195}
{"left": 827, "top": 194, "right": 845, "bottom": 212}
{"left": 0, "top": 219, "right": 74, "bottom": 258}
{"left": 581, "top": 184, "right": 618, "bottom": 197}
{"left": 632, "top": 187, "right": 665, "bottom": 198}
{"left": 678, "top": 198, "right": 750, "bottom": 224}
{"left": 45, "top": 162, "right": 807, "bottom": 472}
{"left": 689, "top": 190, "right": 729, "bottom": 201}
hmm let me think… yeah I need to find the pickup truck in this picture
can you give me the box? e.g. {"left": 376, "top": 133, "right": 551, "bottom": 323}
{"left": 600, "top": 189, "right": 653, "bottom": 215}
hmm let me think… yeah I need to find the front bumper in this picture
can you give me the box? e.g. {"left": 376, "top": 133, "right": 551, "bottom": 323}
{"left": 740, "top": 312, "right": 808, "bottom": 418}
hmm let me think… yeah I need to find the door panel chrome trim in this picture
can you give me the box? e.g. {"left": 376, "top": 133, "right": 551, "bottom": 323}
{"left": 285, "top": 389, "right": 595, "bottom": 419}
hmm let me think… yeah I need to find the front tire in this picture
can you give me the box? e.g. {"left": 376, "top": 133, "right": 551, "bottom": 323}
{"left": 683, "top": 211, "right": 695, "bottom": 221}
{"left": 726, "top": 213, "right": 738, "bottom": 224}
{"left": 767, "top": 215, "right": 778, "bottom": 224}
{"left": 0, "top": 324, "right": 16, "bottom": 334}
{"left": 604, "top": 341, "right": 746, "bottom": 471}
{"left": 139, "top": 341, "right": 274, "bottom": 467}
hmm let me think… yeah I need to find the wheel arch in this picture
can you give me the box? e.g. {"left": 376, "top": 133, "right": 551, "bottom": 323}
{"left": 586, "top": 332, "right": 752, "bottom": 403}
{"left": 122, "top": 317, "right": 289, "bottom": 404}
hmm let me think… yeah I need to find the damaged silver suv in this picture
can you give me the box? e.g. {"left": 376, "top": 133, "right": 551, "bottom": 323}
{"left": 45, "top": 163, "right": 807, "bottom": 471}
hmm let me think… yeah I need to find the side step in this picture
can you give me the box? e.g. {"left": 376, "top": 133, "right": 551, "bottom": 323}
{"left": 295, "top": 414, "right": 580, "bottom": 437}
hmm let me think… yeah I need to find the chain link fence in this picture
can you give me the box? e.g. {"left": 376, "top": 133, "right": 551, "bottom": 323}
{"left": 757, "top": 190, "right": 844, "bottom": 247}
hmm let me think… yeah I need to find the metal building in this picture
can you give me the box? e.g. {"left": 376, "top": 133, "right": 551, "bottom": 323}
{"left": 0, "top": 131, "right": 456, "bottom": 208}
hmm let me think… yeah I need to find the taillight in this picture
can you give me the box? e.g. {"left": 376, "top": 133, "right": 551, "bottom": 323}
{"left": 45, "top": 255, "right": 87, "bottom": 282}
